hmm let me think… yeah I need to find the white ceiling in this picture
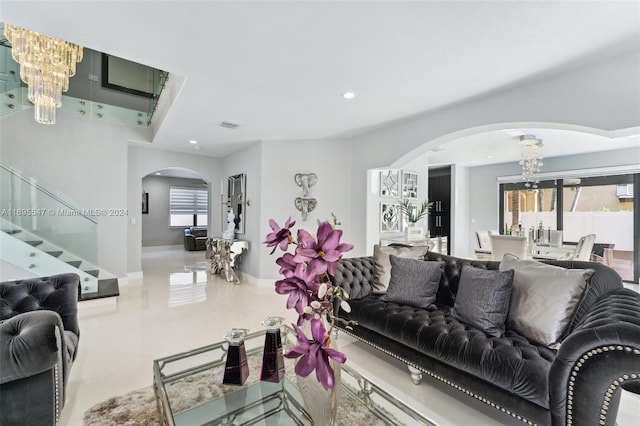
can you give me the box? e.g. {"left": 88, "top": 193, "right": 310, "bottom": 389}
{"left": 424, "top": 128, "right": 640, "bottom": 168}
{"left": 1, "top": 1, "right": 639, "bottom": 162}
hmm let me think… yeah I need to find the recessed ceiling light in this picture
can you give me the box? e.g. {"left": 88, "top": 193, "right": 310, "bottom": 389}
{"left": 189, "top": 140, "right": 198, "bottom": 144}
{"left": 155, "top": 172, "right": 161, "bottom": 175}
{"left": 485, "top": 155, "right": 495, "bottom": 159}
{"left": 342, "top": 92, "right": 356, "bottom": 100}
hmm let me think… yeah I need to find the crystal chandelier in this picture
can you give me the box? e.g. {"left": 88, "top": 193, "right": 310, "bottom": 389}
{"left": 519, "top": 135, "right": 543, "bottom": 189}
{"left": 4, "top": 24, "right": 83, "bottom": 125}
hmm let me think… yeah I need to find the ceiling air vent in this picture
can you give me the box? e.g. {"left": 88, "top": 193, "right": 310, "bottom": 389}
{"left": 220, "top": 121, "right": 239, "bottom": 130}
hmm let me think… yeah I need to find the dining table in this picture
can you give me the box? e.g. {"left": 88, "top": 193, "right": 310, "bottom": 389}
{"left": 529, "top": 244, "right": 574, "bottom": 260}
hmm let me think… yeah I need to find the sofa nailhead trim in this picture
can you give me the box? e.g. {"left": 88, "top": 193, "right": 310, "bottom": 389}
{"left": 566, "top": 345, "right": 639, "bottom": 426}
{"left": 338, "top": 328, "right": 537, "bottom": 425}
{"left": 54, "top": 364, "right": 60, "bottom": 426}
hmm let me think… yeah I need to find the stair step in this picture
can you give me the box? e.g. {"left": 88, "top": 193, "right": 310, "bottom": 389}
{"left": 2, "top": 229, "right": 22, "bottom": 235}
{"left": 46, "top": 250, "right": 63, "bottom": 258}
{"left": 79, "top": 278, "right": 119, "bottom": 301}
{"left": 66, "top": 260, "right": 82, "bottom": 268}
{"left": 25, "top": 240, "right": 44, "bottom": 247}
{"left": 84, "top": 269, "right": 100, "bottom": 278}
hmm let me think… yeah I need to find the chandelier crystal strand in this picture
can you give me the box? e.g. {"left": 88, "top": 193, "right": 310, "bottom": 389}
{"left": 4, "top": 23, "right": 83, "bottom": 124}
{"left": 519, "top": 135, "right": 543, "bottom": 189}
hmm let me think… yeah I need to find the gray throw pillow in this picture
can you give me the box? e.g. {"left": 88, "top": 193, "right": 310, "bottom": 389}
{"left": 381, "top": 256, "right": 444, "bottom": 308}
{"left": 452, "top": 265, "right": 514, "bottom": 338}
{"left": 500, "top": 254, "right": 594, "bottom": 348}
{"left": 372, "top": 244, "right": 429, "bottom": 293}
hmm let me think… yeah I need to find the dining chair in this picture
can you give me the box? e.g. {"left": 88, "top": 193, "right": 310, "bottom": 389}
{"left": 561, "top": 234, "right": 596, "bottom": 261}
{"left": 475, "top": 230, "right": 498, "bottom": 260}
{"left": 490, "top": 235, "right": 527, "bottom": 261}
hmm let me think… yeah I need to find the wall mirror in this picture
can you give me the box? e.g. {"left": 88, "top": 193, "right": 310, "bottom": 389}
{"left": 228, "top": 174, "right": 246, "bottom": 234}
{"left": 402, "top": 171, "right": 418, "bottom": 199}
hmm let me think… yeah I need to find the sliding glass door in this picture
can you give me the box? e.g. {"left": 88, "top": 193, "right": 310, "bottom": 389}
{"left": 502, "top": 180, "right": 558, "bottom": 234}
{"left": 500, "top": 173, "right": 637, "bottom": 283}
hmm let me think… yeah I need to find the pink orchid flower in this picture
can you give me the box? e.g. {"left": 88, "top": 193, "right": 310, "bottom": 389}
{"left": 264, "top": 217, "right": 296, "bottom": 254}
{"left": 294, "top": 221, "right": 354, "bottom": 275}
{"left": 274, "top": 262, "right": 323, "bottom": 322}
{"left": 284, "top": 319, "right": 347, "bottom": 390}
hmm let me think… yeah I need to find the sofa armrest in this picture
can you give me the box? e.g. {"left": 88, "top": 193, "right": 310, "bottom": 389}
{"left": 1, "top": 311, "right": 68, "bottom": 425}
{"left": 0, "top": 310, "right": 67, "bottom": 384}
{"left": 549, "top": 288, "right": 640, "bottom": 426}
{"left": 331, "top": 256, "right": 375, "bottom": 300}
{"left": 184, "top": 229, "right": 196, "bottom": 250}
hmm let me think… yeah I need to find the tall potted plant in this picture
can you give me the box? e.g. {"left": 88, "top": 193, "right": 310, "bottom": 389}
{"left": 399, "top": 199, "right": 432, "bottom": 241}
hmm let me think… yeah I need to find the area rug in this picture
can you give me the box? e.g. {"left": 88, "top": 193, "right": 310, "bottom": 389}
{"left": 84, "top": 352, "right": 396, "bottom": 426}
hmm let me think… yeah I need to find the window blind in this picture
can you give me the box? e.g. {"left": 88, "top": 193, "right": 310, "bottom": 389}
{"left": 169, "top": 187, "right": 208, "bottom": 215}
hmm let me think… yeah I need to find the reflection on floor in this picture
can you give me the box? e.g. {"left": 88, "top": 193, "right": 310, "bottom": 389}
{"left": 61, "top": 246, "right": 640, "bottom": 426}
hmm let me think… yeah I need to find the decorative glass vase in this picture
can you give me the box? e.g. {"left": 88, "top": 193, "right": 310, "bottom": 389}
{"left": 260, "top": 316, "right": 286, "bottom": 382}
{"left": 222, "top": 328, "right": 250, "bottom": 385}
{"left": 297, "top": 329, "right": 341, "bottom": 426}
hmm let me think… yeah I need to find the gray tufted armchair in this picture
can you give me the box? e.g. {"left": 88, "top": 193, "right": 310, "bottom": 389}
{"left": 0, "top": 273, "right": 81, "bottom": 426}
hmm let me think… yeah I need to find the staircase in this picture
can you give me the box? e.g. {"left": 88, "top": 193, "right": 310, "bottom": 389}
{"left": 1, "top": 163, "right": 118, "bottom": 301}
{"left": 1, "top": 222, "right": 118, "bottom": 300}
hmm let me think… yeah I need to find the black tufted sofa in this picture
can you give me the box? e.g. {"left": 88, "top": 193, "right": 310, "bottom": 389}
{"left": 332, "top": 252, "right": 640, "bottom": 426}
{"left": 0, "top": 273, "right": 81, "bottom": 426}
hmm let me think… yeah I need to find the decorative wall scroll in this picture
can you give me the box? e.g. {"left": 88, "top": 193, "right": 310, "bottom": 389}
{"left": 294, "top": 172, "right": 317, "bottom": 221}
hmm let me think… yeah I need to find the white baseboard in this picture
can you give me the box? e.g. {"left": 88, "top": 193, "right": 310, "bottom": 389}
{"left": 78, "top": 296, "right": 118, "bottom": 311}
{"left": 241, "top": 273, "right": 275, "bottom": 288}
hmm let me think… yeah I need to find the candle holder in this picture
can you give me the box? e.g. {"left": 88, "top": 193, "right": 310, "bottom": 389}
{"left": 223, "top": 328, "right": 250, "bottom": 385}
{"left": 260, "top": 316, "right": 286, "bottom": 383}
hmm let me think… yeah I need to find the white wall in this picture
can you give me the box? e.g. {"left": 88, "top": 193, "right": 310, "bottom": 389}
{"left": 127, "top": 145, "right": 221, "bottom": 274}
{"left": 141, "top": 175, "right": 207, "bottom": 247}
{"left": 349, "top": 50, "right": 640, "bottom": 257}
{"left": 451, "top": 164, "right": 470, "bottom": 257}
{"left": 256, "top": 139, "right": 353, "bottom": 280}
{"left": 0, "top": 110, "right": 148, "bottom": 277}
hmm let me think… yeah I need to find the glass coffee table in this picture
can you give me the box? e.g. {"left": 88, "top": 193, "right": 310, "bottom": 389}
{"left": 153, "top": 326, "right": 435, "bottom": 425}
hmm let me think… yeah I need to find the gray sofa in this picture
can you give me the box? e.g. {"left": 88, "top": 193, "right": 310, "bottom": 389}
{"left": 0, "top": 273, "right": 80, "bottom": 426}
{"left": 332, "top": 252, "right": 640, "bottom": 426}
{"left": 184, "top": 226, "right": 208, "bottom": 251}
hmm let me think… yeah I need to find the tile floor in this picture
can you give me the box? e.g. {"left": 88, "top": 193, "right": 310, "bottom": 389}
{"left": 62, "top": 246, "right": 640, "bottom": 426}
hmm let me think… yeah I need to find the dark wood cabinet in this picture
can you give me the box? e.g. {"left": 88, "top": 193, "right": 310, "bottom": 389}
{"left": 428, "top": 166, "right": 451, "bottom": 255}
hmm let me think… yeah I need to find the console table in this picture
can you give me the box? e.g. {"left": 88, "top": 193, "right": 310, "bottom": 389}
{"left": 205, "top": 238, "right": 249, "bottom": 284}
{"left": 380, "top": 236, "right": 447, "bottom": 254}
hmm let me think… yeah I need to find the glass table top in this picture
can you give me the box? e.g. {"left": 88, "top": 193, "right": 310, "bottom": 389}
{"left": 153, "top": 326, "right": 435, "bottom": 426}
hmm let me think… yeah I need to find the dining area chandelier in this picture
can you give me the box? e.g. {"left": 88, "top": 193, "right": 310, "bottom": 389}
{"left": 4, "top": 23, "right": 83, "bottom": 125}
{"left": 519, "top": 134, "right": 544, "bottom": 189}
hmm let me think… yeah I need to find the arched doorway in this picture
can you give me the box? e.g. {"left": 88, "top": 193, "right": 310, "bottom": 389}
{"left": 366, "top": 122, "right": 639, "bottom": 282}
{"left": 141, "top": 167, "right": 211, "bottom": 248}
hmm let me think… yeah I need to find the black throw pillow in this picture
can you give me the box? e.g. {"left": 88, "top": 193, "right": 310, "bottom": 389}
{"left": 381, "top": 256, "right": 444, "bottom": 308}
{"left": 452, "top": 264, "right": 515, "bottom": 337}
